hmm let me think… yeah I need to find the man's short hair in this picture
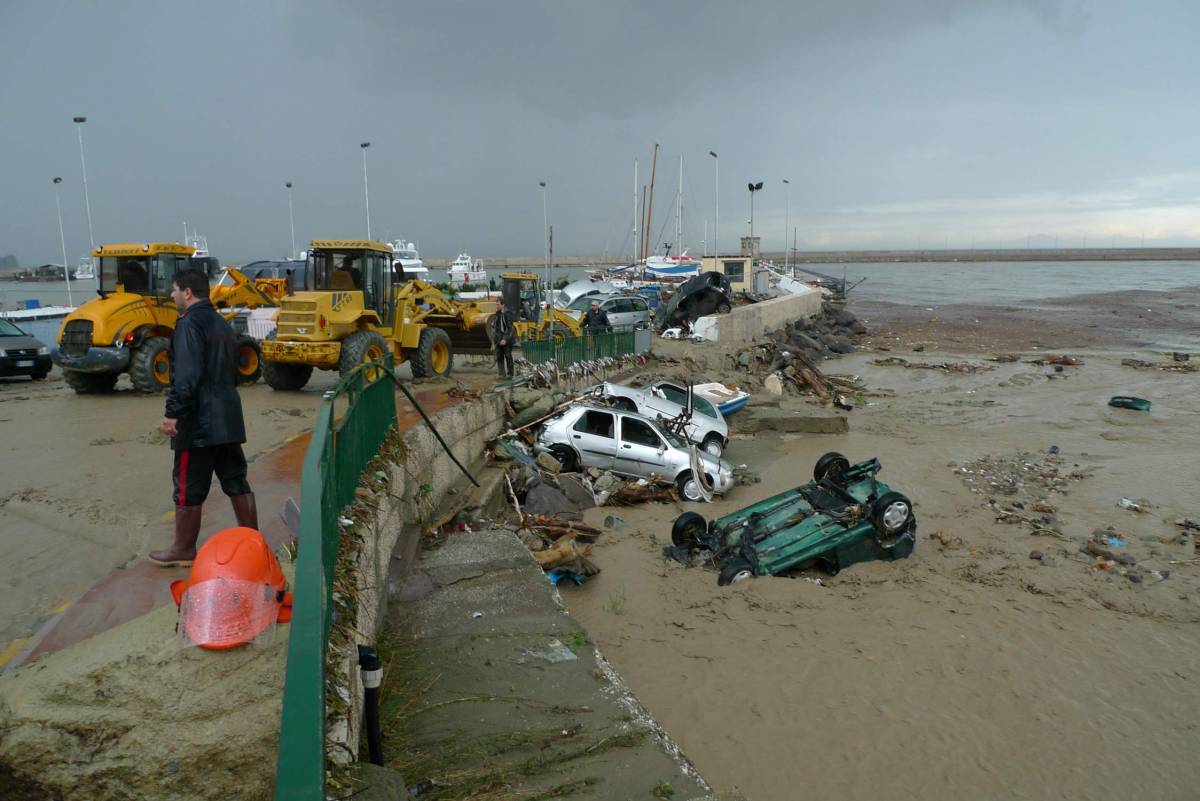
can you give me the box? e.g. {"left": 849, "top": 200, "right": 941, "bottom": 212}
{"left": 173, "top": 269, "right": 210, "bottom": 298}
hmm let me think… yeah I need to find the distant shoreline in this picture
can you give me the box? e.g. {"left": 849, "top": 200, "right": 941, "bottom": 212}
{"left": 2, "top": 247, "right": 1196, "bottom": 275}
{"left": 418, "top": 247, "right": 1200, "bottom": 268}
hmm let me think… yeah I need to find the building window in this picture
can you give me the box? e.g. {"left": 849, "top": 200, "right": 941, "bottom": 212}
{"left": 722, "top": 260, "right": 745, "bottom": 282}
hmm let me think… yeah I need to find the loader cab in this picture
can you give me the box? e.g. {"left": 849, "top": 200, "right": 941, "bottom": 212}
{"left": 95, "top": 242, "right": 197, "bottom": 300}
{"left": 501, "top": 273, "right": 542, "bottom": 324}
{"left": 307, "top": 239, "right": 396, "bottom": 324}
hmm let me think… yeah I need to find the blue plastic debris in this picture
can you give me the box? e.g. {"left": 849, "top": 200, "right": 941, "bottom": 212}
{"left": 546, "top": 569, "right": 587, "bottom": 587}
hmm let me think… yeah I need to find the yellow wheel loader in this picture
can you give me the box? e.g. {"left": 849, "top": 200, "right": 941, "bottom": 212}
{"left": 210, "top": 266, "right": 288, "bottom": 310}
{"left": 498, "top": 272, "right": 582, "bottom": 343}
{"left": 260, "top": 240, "right": 498, "bottom": 391}
{"left": 52, "top": 243, "right": 266, "bottom": 393}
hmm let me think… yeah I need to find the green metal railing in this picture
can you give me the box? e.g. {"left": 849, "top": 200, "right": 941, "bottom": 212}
{"left": 521, "top": 324, "right": 639, "bottom": 366}
{"left": 274, "top": 358, "right": 397, "bottom": 801}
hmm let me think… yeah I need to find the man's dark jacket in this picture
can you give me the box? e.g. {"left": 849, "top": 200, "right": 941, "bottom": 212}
{"left": 165, "top": 298, "right": 246, "bottom": 450}
{"left": 490, "top": 309, "right": 515, "bottom": 346}
{"left": 582, "top": 308, "right": 611, "bottom": 330}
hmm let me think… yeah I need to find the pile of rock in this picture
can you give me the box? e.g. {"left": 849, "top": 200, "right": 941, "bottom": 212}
{"left": 763, "top": 301, "right": 868, "bottom": 362}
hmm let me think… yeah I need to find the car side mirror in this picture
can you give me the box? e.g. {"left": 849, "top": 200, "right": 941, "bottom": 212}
{"left": 657, "top": 446, "right": 666, "bottom": 455}
{"left": 651, "top": 388, "right": 665, "bottom": 398}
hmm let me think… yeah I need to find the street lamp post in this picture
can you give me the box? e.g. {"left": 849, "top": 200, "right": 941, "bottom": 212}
{"left": 708, "top": 151, "right": 719, "bottom": 258}
{"left": 748, "top": 181, "right": 764, "bottom": 240}
{"left": 782, "top": 178, "right": 790, "bottom": 270}
{"left": 73, "top": 116, "right": 95, "bottom": 254}
{"left": 285, "top": 182, "right": 296, "bottom": 259}
{"left": 53, "top": 177, "right": 72, "bottom": 306}
{"left": 360, "top": 142, "right": 372, "bottom": 240}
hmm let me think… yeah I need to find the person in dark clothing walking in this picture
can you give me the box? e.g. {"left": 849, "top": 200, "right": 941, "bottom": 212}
{"left": 149, "top": 269, "right": 257, "bottom": 567}
{"left": 491, "top": 299, "right": 515, "bottom": 378}
{"left": 582, "top": 299, "right": 611, "bottom": 332}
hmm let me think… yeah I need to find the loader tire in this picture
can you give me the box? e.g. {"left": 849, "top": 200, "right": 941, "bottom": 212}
{"left": 234, "top": 335, "right": 263, "bottom": 385}
{"left": 64, "top": 369, "right": 118, "bottom": 394}
{"left": 263, "top": 360, "right": 313, "bottom": 391}
{"left": 410, "top": 328, "right": 453, "bottom": 378}
{"left": 129, "top": 336, "right": 171, "bottom": 393}
{"left": 339, "top": 330, "right": 389, "bottom": 384}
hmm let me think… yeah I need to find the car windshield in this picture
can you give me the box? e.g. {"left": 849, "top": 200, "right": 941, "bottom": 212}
{"left": 0, "top": 318, "right": 25, "bottom": 336}
{"left": 660, "top": 426, "right": 689, "bottom": 449}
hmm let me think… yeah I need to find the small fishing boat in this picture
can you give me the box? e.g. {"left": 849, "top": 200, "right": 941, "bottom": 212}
{"left": 693, "top": 382, "right": 750, "bottom": 416}
{"left": 73, "top": 257, "right": 95, "bottom": 280}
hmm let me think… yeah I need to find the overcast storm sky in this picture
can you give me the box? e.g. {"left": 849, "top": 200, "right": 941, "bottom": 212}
{"left": 2, "top": 0, "right": 1198, "bottom": 264}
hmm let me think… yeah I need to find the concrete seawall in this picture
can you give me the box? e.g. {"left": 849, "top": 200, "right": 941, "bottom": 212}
{"left": 693, "top": 288, "right": 822, "bottom": 343}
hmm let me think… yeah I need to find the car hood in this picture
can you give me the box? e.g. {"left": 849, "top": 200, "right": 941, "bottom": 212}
{"left": 1, "top": 334, "right": 46, "bottom": 350}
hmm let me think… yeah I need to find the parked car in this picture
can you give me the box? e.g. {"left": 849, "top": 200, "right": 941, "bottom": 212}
{"left": 567, "top": 293, "right": 651, "bottom": 329}
{"left": 656, "top": 271, "right": 733, "bottom": 331}
{"left": 670, "top": 453, "right": 916, "bottom": 584}
{"left": 0, "top": 317, "right": 52, "bottom": 380}
{"left": 555, "top": 279, "right": 619, "bottom": 309}
{"left": 585, "top": 379, "right": 729, "bottom": 456}
{"left": 534, "top": 403, "right": 734, "bottom": 502}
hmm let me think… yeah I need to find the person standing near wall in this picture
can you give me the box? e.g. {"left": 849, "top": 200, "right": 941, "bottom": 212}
{"left": 149, "top": 269, "right": 258, "bottom": 566}
{"left": 491, "top": 298, "right": 515, "bottom": 378}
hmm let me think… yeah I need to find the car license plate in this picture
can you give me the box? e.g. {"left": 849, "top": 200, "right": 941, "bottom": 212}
{"left": 16, "top": 360, "right": 33, "bottom": 367}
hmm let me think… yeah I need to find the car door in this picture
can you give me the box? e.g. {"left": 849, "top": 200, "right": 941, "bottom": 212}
{"left": 616, "top": 415, "right": 668, "bottom": 478}
{"left": 603, "top": 298, "right": 632, "bottom": 327}
{"left": 569, "top": 409, "right": 618, "bottom": 470}
{"left": 627, "top": 297, "right": 650, "bottom": 329}
{"left": 645, "top": 381, "right": 686, "bottom": 420}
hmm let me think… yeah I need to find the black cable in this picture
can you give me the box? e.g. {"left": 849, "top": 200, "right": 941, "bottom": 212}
{"left": 388, "top": 373, "right": 480, "bottom": 487}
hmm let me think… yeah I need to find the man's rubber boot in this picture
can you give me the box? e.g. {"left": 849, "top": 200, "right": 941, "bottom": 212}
{"left": 149, "top": 505, "right": 203, "bottom": 567}
{"left": 230, "top": 492, "right": 259, "bottom": 531}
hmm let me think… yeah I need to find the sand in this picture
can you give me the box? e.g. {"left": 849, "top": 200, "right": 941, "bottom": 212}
{"left": 560, "top": 291, "right": 1200, "bottom": 800}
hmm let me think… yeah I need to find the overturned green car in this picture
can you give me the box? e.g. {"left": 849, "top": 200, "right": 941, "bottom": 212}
{"left": 670, "top": 453, "right": 916, "bottom": 585}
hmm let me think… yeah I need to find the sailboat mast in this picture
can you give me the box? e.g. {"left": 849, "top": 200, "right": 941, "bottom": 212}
{"left": 645, "top": 143, "right": 659, "bottom": 261}
{"left": 633, "top": 159, "right": 638, "bottom": 264}
{"left": 640, "top": 186, "right": 647, "bottom": 263}
{"left": 677, "top": 155, "right": 683, "bottom": 255}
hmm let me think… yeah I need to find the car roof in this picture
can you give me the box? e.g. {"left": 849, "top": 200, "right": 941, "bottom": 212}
{"left": 569, "top": 400, "right": 671, "bottom": 428}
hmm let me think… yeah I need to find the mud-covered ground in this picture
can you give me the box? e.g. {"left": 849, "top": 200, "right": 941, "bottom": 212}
{"left": 562, "top": 290, "right": 1200, "bottom": 801}
{"left": 0, "top": 357, "right": 499, "bottom": 660}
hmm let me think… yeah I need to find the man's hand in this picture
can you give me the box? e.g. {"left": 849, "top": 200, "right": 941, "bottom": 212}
{"left": 499, "top": 339, "right": 506, "bottom": 347}
{"left": 161, "top": 417, "right": 178, "bottom": 436}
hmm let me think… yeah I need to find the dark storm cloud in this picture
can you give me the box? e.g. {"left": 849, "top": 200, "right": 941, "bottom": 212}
{"left": 1, "top": 0, "right": 1196, "bottom": 266}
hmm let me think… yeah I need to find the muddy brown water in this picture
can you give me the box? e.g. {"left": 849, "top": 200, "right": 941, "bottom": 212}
{"left": 563, "top": 351, "right": 1200, "bottom": 800}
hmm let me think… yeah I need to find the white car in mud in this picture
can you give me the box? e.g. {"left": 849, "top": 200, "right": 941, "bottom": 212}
{"left": 584, "top": 380, "right": 729, "bottom": 456}
{"left": 534, "top": 403, "right": 734, "bottom": 502}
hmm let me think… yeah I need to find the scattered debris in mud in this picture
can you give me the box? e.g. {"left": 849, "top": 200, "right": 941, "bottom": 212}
{"left": 1120, "top": 357, "right": 1198, "bottom": 372}
{"left": 953, "top": 449, "right": 1095, "bottom": 536}
{"left": 871, "top": 356, "right": 995, "bottom": 374}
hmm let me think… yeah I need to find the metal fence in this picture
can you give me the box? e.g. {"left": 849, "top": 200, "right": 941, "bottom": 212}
{"left": 521, "top": 324, "right": 639, "bottom": 366}
{"left": 274, "top": 358, "right": 398, "bottom": 801}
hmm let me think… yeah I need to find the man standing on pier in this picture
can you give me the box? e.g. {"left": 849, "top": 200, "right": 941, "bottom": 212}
{"left": 149, "top": 269, "right": 258, "bottom": 566}
{"left": 491, "top": 298, "right": 515, "bottom": 378}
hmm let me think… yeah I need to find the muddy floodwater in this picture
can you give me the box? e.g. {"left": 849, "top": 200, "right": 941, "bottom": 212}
{"left": 563, "top": 310, "right": 1200, "bottom": 799}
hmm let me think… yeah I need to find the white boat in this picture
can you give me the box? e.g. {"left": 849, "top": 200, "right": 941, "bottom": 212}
{"left": 390, "top": 239, "right": 429, "bottom": 280}
{"left": 73, "top": 257, "right": 95, "bottom": 280}
{"left": 447, "top": 253, "right": 487, "bottom": 285}
{"left": 644, "top": 249, "right": 701, "bottom": 278}
{"left": 692, "top": 382, "right": 751, "bottom": 416}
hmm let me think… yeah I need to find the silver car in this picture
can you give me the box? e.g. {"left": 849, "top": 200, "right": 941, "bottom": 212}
{"left": 567, "top": 293, "right": 651, "bottom": 329}
{"left": 586, "top": 380, "right": 729, "bottom": 457}
{"left": 534, "top": 403, "right": 734, "bottom": 502}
